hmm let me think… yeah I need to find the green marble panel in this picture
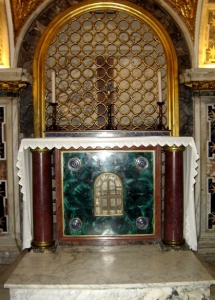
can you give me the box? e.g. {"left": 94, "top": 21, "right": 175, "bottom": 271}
{"left": 61, "top": 150, "right": 155, "bottom": 236}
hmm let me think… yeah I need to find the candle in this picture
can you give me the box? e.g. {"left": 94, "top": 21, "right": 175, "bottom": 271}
{"left": 157, "top": 71, "right": 162, "bottom": 103}
{"left": 51, "top": 70, "right": 56, "bottom": 103}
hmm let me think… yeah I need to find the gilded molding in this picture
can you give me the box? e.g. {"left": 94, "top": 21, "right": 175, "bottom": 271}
{"left": 165, "top": 0, "right": 197, "bottom": 40}
{"left": 0, "top": 81, "right": 28, "bottom": 92}
{"left": 10, "top": 0, "right": 197, "bottom": 41}
{"left": 184, "top": 81, "right": 215, "bottom": 91}
{"left": 162, "top": 238, "right": 185, "bottom": 246}
{"left": 31, "top": 240, "right": 56, "bottom": 252}
{"left": 30, "top": 147, "right": 52, "bottom": 153}
{"left": 31, "top": 241, "right": 55, "bottom": 247}
{"left": 163, "top": 144, "right": 185, "bottom": 152}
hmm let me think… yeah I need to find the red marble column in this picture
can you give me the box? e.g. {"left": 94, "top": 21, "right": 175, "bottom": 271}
{"left": 162, "top": 145, "right": 185, "bottom": 246}
{"left": 31, "top": 148, "right": 54, "bottom": 250}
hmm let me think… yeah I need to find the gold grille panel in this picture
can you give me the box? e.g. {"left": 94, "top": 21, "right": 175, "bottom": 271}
{"left": 45, "top": 10, "right": 167, "bottom": 131}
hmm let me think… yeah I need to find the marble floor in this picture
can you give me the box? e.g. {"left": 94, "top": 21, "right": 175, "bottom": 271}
{"left": 1, "top": 245, "right": 215, "bottom": 300}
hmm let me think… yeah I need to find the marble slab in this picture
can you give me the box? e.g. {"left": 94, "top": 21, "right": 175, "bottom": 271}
{"left": 44, "top": 130, "right": 170, "bottom": 137}
{"left": 5, "top": 245, "right": 215, "bottom": 299}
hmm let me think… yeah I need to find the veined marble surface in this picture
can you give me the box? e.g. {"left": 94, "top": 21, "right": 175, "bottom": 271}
{"left": 5, "top": 244, "right": 215, "bottom": 300}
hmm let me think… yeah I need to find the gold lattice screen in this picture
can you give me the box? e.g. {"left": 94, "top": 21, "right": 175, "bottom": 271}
{"left": 44, "top": 9, "right": 167, "bottom": 131}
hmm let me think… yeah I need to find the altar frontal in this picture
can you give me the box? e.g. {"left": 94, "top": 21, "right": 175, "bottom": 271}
{"left": 55, "top": 146, "right": 161, "bottom": 244}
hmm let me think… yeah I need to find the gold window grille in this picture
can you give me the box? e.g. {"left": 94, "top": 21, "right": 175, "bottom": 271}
{"left": 33, "top": 1, "right": 179, "bottom": 136}
{"left": 45, "top": 10, "right": 166, "bottom": 131}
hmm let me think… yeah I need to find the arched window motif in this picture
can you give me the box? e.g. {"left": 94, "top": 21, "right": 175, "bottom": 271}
{"left": 33, "top": 1, "right": 179, "bottom": 137}
{"left": 94, "top": 172, "right": 123, "bottom": 216}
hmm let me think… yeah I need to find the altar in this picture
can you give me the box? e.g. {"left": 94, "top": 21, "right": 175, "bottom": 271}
{"left": 16, "top": 134, "right": 199, "bottom": 251}
{"left": 7, "top": 134, "right": 213, "bottom": 300}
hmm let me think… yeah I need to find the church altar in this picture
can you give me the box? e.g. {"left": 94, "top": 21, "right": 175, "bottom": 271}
{"left": 7, "top": 134, "right": 215, "bottom": 300}
{"left": 16, "top": 135, "right": 199, "bottom": 250}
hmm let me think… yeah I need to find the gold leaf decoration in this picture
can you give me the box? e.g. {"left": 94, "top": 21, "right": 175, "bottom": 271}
{"left": 165, "top": 0, "right": 197, "bottom": 40}
{"left": 10, "top": 0, "right": 197, "bottom": 41}
{"left": 10, "top": 0, "right": 44, "bottom": 39}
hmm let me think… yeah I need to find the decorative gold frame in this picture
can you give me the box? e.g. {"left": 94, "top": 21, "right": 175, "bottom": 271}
{"left": 33, "top": 0, "right": 179, "bottom": 137}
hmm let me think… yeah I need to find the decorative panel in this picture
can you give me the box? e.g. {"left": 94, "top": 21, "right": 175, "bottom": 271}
{"left": 0, "top": 106, "right": 7, "bottom": 233}
{"left": 56, "top": 146, "right": 161, "bottom": 244}
{"left": 207, "top": 104, "right": 215, "bottom": 229}
{"left": 205, "top": 10, "right": 215, "bottom": 64}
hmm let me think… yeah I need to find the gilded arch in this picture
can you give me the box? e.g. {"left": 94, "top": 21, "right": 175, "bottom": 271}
{"left": 33, "top": 0, "right": 179, "bottom": 136}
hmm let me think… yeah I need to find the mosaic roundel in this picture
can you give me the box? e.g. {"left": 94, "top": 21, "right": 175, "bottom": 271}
{"left": 135, "top": 156, "right": 149, "bottom": 170}
{"left": 68, "top": 157, "right": 81, "bottom": 171}
{"left": 136, "top": 216, "right": 149, "bottom": 230}
{"left": 69, "top": 218, "right": 82, "bottom": 231}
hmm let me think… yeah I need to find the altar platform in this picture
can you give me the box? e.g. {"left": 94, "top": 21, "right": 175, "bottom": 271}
{"left": 5, "top": 244, "right": 215, "bottom": 300}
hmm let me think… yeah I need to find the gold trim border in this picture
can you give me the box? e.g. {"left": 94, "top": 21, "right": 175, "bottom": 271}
{"left": 163, "top": 145, "right": 185, "bottom": 152}
{"left": 31, "top": 240, "right": 55, "bottom": 248}
{"left": 30, "top": 147, "right": 52, "bottom": 153}
{"left": 162, "top": 238, "right": 185, "bottom": 246}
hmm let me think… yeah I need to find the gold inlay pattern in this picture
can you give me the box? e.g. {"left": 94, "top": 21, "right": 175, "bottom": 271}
{"left": 10, "top": 0, "right": 197, "bottom": 41}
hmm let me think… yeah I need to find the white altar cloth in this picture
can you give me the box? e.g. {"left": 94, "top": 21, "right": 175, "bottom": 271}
{"left": 16, "top": 136, "right": 199, "bottom": 250}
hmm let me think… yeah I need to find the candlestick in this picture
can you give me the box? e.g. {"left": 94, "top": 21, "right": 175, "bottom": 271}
{"left": 157, "top": 71, "right": 162, "bottom": 103}
{"left": 102, "top": 101, "right": 117, "bottom": 130}
{"left": 155, "top": 101, "right": 168, "bottom": 131}
{"left": 49, "top": 102, "right": 59, "bottom": 131}
{"left": 51, "top": 70, "right": 56, "bottom": 103}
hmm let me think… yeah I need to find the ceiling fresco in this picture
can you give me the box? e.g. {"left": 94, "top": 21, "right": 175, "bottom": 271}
{"left": 10, "top": 0, "right": 197, "bottom": 41}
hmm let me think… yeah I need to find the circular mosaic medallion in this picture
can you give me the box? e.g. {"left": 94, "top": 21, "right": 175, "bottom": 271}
{"left": 68, "top": 157, "right": 81, "bottom": 171}
{"left": 69, "top": 218, "right": 82, "bottom": 231}
{"left": 136, "top": 217, "right": 149, "bottom": 230}
{"left": 135, "top": 156, "right": 149, "bottom": 170}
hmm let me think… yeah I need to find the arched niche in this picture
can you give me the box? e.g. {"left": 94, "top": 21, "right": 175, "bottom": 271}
{"left": 33, "top": 0, "right": 179, "bottom": 137}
